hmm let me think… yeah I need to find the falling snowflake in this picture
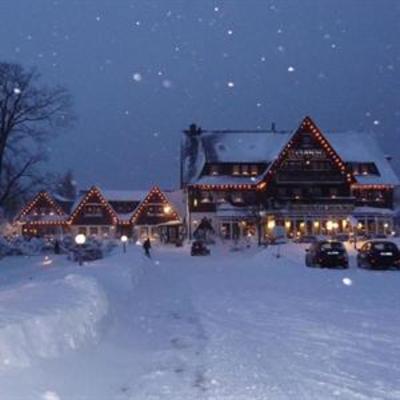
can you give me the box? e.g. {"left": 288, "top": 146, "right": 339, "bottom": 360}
{"left": 13, "top": 87, "right": 21, "bottom": 95}
{"left": 288, "top": 66, "right": 295, "bottom": 72}
{"left": 214, "top": 6, "right": 219, "bottom": 12}
{"left": 373, "top": 120, "right": 380, "bottom": 126}
{"left": 42, "top": 391, "right": 61, "bottom": 400}
{"left": 133, "top": 73, "right": 142, "bottom": 82}
{"left": 95, "top": 16, "right": 101, "bottom": 22}
{"left": 162, "top": 79, "right": 172, "bottom": 88}
{"left": 342, "top": 277, "right": 352, "bottom": 286}
{"left": 227, "top": 81, "right": 235, "bottom": 88}
{"left": 227, "top": 29, "right": 233, "bottom": 35}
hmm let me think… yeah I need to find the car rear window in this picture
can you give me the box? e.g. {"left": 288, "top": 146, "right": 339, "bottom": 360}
{"left": 320, "top": 242, "right": 344, "bottom": 251}
{"left": 371, "top": 242, "right": 398, "bottom": 252}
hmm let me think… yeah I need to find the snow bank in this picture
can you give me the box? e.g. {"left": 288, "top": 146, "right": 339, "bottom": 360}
{"left": 0, "top": 274, "right": 108, "bottom": 369}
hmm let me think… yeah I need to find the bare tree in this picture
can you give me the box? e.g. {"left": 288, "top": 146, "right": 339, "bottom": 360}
{"left": 53, "top": 169, "right": 77, "bottom": 200}
{"left": 0, "top": 62, "right": 73, "bottom": 210}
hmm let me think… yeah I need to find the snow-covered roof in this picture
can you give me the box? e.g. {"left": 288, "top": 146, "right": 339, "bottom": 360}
{"left": 184, "top": 127, "right": 399, "bottom": 186}
{"left": 326, "top": 132, "right": 399, "bottom": 185}
{"left": 164, "top": 190, "right": 185, "bottom": 219}
{"left": 352, "top": 207, "right": 395, "bottom": 216}
{"left": 102, "top": 190, "right": 148, "bottom": 202}
{"left": 201, "top": 131, "right": 290, "bottom": 164}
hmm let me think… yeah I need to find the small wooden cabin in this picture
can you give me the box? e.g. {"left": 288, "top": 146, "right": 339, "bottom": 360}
{"left": 14, "top": 192, "right": 72, "bottom": 238}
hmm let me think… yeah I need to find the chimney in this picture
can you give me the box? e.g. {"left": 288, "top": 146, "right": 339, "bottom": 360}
{"left": 385, "top": 154, "right": 393, "bottom": 162}
{"left": 184, "top": 123, "right": 202, "bottom": 137}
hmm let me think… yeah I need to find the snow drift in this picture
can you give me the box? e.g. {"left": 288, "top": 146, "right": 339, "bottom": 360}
{"left": 0, "top": 274, "right": 108, "bottom": 369}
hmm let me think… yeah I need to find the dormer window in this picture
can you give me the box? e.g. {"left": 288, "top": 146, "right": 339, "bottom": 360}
{"left": 210, "top": 165, "right": 219, "bottom": 176}
{"left": 216, "top": 192, "right": 227, "bottom": 203}
{"left": 232, "top": 165, "right": 240, "bottom": 175}
{"left": 242, "top": 165, "right": 249, "bottom": 175}
{"left": 361, "top": 164, "right": 368, "bottom": 175}
{"left": 200, "top": 191, "right": 212, "bottom": 203}
{"left": 250, "top": 165, "right": 258, "bottom": 176}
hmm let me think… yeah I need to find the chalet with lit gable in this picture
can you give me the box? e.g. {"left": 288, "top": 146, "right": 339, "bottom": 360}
{"left": 14, "top": 192, "right": 73, "bottom": 237}
{"left": 130, "top": 186, "right": 185, "bottom": 243}
{"left": 181, "top": 116, "right": 399, "bottom": 240}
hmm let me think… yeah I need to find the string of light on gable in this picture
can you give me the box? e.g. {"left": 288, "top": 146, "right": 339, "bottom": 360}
{"left": 68, "top": 186, "right": 119, "bottom": 225}
{"left": 16, "top": 192, "right": 66, "bottom": 223}
{"left": 130, "top": 186, "right": 180, "bottom": 224}
{"left": 257, "top": 116, "right": 356, "bottom": 191}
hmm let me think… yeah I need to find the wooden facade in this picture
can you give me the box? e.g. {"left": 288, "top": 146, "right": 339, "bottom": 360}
{"left": 130, "top": 186, "right": 184, "bottom": 244}
{"left": 15, "top": 192, "right": 70, "bottom": 238}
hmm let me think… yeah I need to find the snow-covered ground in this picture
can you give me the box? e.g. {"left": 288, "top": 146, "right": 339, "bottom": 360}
{"left": 0, "top": 242, "right": 399, "bottom": 399}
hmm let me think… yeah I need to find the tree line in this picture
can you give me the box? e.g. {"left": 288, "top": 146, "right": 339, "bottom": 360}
{"left": 0, "top": 62, "right": 76, "bottom": 217}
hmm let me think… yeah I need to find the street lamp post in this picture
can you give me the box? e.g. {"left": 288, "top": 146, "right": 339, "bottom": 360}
{"left": 74, "top": 233, "right": 86, "bottom": 266}
{"left": 121, "top": 235, "right": 128, "bottom": 253}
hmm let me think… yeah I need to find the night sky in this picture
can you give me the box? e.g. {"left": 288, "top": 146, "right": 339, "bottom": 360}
{"left": 0, "top": 0, "right": 399, "bottom": 190}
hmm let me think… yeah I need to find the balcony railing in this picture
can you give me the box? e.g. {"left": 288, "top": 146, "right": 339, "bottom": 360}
{"left": 275, "top": 171, "right": 345, "bottom": 183}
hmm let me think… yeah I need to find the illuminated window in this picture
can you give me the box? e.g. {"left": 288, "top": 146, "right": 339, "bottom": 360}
{"left": 232, "top": 165, "right": 240, "bottom": 175}
{"left": 361, "top": 164, "right": 369, "bottom": 175}
{"left": 293, "top": 188, "right": 302, "bottom": 198}
{"left": 210, "top": 165, "right": 219, "bottom": 176}
{"left": 216, "top": 192, "right": 227, "bottom": 203}
{"left": 329, "top": 188, "right": 338, "bottom": 198}
{"left": 241, "top": 165, "right": 249, "bottom": 175}
{"left": 250, "top": 165, "right": 258, "bottom": 176}
{"left": 231, "top": 192, "right": 244, "bottom": 203}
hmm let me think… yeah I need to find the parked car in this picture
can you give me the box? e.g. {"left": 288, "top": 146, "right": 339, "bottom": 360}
{"left": 294, "top": 235, "right": 318, "bottom": 244}
{"left": 333, "top": 233, "right": 350, "bottom": 242}
{"left": 191, "top": 240, "right": 210, "bottom": 256}
{"left": 305, "top": 240, "right": 349, "bottom": 268}
{"left": 357, "top": 240, "right": 400, "bottom": 270}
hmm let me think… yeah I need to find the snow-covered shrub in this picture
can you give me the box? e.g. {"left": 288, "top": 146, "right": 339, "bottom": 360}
{"left": 0, "top": 236, "right": 12, "bottom": 257}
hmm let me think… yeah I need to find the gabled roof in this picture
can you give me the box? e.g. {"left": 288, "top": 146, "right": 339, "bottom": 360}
{"left": 185, "top": 116, "right": 399, "bottom": 187}
{"left": 68, "top": 186, "right": 119, "bottom": 224}
{"left": 258, "top": 116, "right": 354, "bottom": 189}
{"left": 130, "top": 186, "right": 181, "bottom": 224}
{"left": 102, "top": 190, "right": 148, "bottom": 202}
{"left": 327, "top": 132, "right": 399, "bottom": 186}
{"left": 15, "top": 192, "right": 67, "bottom": 223}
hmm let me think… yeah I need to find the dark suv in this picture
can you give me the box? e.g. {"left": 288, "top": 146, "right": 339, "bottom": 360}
{"left": 305, "top": 240, "right": 348, "bottom": 269}
{"left": 191, "top": 240, "right": 210, "bottom": 256}
{"left": 357, "top": 240, "right": 400, "bottom": 270}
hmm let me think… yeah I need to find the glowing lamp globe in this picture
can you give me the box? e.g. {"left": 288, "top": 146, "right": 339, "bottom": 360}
{"left": 75, "top": 234, "right": 86, "bottom": 245}
{"left": 163, "top": 205, "right": 172, "bottom": 214}
{"left": 121, "top": 235, "right": 128, "bottom": 243}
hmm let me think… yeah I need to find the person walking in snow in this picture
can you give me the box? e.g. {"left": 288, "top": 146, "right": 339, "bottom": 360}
{"left": 54, "top": 239, "right": 60, "bottom": 255}
{"left": 143, "top": 237, "right": 152, "bottom": 258}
